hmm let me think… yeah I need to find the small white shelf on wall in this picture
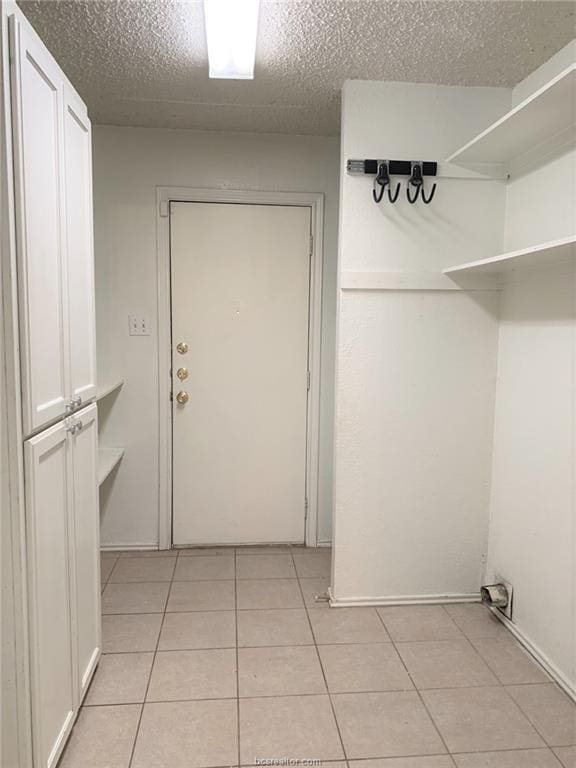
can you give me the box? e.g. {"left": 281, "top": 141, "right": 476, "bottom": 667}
{"left": 444, "top": 235, "right": 576, "bottom": 278}
{"left": 447, "top": 65, "right": 576, "bottom": 172}
{"left": 98, "top": 447, "right": 124, "bottom": 486}
{"left": 96, "top": 379, "right": 124, "bottom": 402}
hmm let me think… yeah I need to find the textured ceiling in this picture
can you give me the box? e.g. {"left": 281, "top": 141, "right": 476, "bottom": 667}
{"left": 17, "top": 0, "right": 576, "bottom": 135}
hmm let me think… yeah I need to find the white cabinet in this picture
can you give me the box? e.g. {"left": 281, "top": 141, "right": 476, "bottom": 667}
{"left": 24, "top": 404, "right": 101, "bottom": 768}
{"left": 10, "top": 14, "right": 97, "bottom": 436}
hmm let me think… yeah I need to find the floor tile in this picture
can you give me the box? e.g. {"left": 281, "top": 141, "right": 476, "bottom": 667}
{"left": 85, "top": 652, "right": 153, "bottom": 705}
{"left": 100, "top": 550, "right": 120, "bottom": 559}
{"left": 308, "top": 607, "right": 390, "bottom": 644}
{"left": 299, "top": 577, "right": 331, "bottom": 608}
{"left": 147, "top": 648, "right": 237, "bottom": 701}
{"left": 319, "top": 642, "right": 413, "bottom": 693}
{"left": 237, "top": 578, "right": 303, "bottom": 609}
{"left": 554, "top": 746, "right": 576, "bottom": 767}
{"left": 102, "top": 613, "right": 163, "bottom": 653}
{"left": 158, "top": 610, "right": 236, "bottom": 650}
{"left": 109, "top": 556, "right": 175, "bottom": 582}
{"left": 443, "top": 604, "right": 507, "bottom": 639}
{"left": 166, "top": 580, "right": 235, "bottom": 611}
{"left": 173, "top": 555, "right": 235, "bottom": 581}
{"left": 396, "top": 639, "right": 499, "bottom": 689}
{"left": 131, "top": 699, "right": 238, "bottom": 768}
{"left": 471, "top": 637, "right": 551, "bottom": 685}
{"left": 237, "top": 608, "right": 313, "bottom": 647}
{"left": 239, "top": 694, "right": 344, "bottom": 763}
{"left": 238, "top": 645, "right": 326, "bottom": 697}
{"left": 100, "top": 557, "right": 117, "bottom": 584}
{"left": 332, "top": 690, "right": 445, "bottom": 759}
{"left": 120, "top": 550, "right": 178, "bottom": 558}
{"left": 101, "top": 582, "right": 169, "bottom": 614}
{"left": 293, "top": 552, "right": 331, "bottom": 578}
{"left": 377, "top": 605, "right": 464, "bottom": 642}
{"left": 177, "top": 547, "right": 235, "bottom": 557}
{"left": 454, "top": 748, "right": 564, "bottom": 766}
{"left": 236, "top": 554, "right": 296, "bottom": 579}
{"left": 421, "top": 686, "right": 544, "bottom": 753}
{"left": 236, "top": 545, "right": 301, "bottom": 555}
{"left": 349, "top": 759, "right": 455, "bottom": 768}
{"left": 58, "top": 704, "right": 141, "bottom": 768}
{"left": 507, "top": 684, "right": 576, "bottom": 746}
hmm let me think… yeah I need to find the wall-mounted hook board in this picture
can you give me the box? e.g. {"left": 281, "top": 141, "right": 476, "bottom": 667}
{"left": 347, "top": 159, "right": 438, "bottom": 176}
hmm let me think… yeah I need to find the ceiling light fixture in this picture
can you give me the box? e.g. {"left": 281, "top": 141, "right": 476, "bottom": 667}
{"left": 204, "top": 0, "right": 260, "bottom": 80}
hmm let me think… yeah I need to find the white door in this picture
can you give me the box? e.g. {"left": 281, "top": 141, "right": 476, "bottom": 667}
{"left": 68, "top": 404, "right": 100, "bottom": 701}
{"left": 171, "top": 202, "right": 311, "bottom": 545}
{"left": 10, "top": 16, "right": 69, "bottom": 434}
{"left": 24, "top": 420, "right": 75, "bottom": 768}
{"left": 63, "top": 87, "right": 97, "bottom": 407}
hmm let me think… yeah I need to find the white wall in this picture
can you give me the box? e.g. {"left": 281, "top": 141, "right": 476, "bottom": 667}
{"left": 332, "top": 81, "right": 510, "bottom": 602}
{"left": 485, "top": 48, "right": 576, "bottom": 693}
{"left": 93, "top": 127, "right": 340, "bottom": 548}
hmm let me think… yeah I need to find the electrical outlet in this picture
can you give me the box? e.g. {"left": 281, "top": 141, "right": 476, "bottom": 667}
{"left": 128, "top": 315, "right": 150, "bottom": 336}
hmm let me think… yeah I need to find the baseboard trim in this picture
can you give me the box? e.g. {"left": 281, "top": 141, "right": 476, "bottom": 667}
{"left": 328, "top": 589, "right": 481, "bottom": 607}
{"left": 489, "top": 607, "right": 576, "bottom": 703}
{"left": 100, "top": 543, "right": 159, "bottom": 552}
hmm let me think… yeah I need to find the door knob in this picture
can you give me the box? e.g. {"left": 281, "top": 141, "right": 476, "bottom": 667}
{"left": 176, "top": 342, "right": 188, "bottom": 354}
{"left": 176, "top": 391, "right": 189, "bottom": 405}
{"left": 176, "top": 367, "right": 189, "bottom": 381}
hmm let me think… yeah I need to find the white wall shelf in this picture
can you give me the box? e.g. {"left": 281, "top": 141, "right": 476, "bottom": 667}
{"left": 340, "top": 271, "right": 500, "bottom": 291}
{"left": 447, "top": 65, "right": 576, "bottom": 172}
{"left": 98, "top": 447, "right": 124, "bottom": 486}
{"left": 96, "top": 379, "right": 124, "bottom": 402}
{"left": 444, "top": 235, "right": 576, "bottom": 277}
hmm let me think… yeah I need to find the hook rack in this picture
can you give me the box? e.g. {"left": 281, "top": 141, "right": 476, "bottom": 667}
{"left": 347, "top": 159, "right": 438, "bottom": 206}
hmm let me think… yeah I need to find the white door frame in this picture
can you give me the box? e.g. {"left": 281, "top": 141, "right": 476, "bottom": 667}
{"left": 156, "top": 186, "right": 324, "bottom": 549}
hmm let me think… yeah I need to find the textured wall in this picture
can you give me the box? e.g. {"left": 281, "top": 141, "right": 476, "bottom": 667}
{"left": 332, "top": 80, "right": 510, "bottom": 602}
{"left": 93, "top": 126, "right": 340, "bottom": 548}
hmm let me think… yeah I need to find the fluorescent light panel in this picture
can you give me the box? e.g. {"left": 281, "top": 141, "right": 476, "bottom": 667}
{"left": 204, "top": 0, "right": 260, "bottom": 80}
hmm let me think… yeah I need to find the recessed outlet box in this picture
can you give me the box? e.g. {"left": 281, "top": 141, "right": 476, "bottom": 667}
{"left": 498, "top": 578, "right": 514, "bottom": 620}
{"left": 128, "top": 315, "right": 150, "bottom": 336}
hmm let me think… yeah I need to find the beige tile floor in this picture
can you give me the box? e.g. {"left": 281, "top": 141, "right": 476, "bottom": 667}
{"left": 58, "top": 546, "right": 576, "bottom": 768}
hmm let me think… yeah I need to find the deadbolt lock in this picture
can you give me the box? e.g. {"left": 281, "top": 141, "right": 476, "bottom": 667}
{"left": 176, "top": 390, "right": 189, "bottom": 405}
{"left": 176, "top": 342, "right": 188, "bottom": 354}
{"left": 176, "top": 367, "right": 189, "bottom": 381}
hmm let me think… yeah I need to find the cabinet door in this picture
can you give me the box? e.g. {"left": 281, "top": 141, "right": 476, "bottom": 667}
{"left": 10, "top": 16, "right": 69, "bottom": 434}
{"left": 24, "top": 421, "right": 75, "bottom": 768}
{"left": 63, "top": 87, "right": 97, "bottom": 407}
{"left": 68, "top": 403, "right": 101, "bottom": 701}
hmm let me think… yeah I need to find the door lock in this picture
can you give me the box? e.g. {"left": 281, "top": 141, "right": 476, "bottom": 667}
{"left": 176, "top": 342, "right": 188, "bottom": 354}
{"left": 176, "top": 391, "right": 189, "bottom": 405}
{"left": 176, "top": 367, "right": 189, "bottom": 381}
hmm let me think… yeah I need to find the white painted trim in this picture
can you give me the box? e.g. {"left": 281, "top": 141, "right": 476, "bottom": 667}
{"left": 489, "top": 607, "right": 576, "bottom": 703}
{"left": 340, "top": 271, "right": 501, "bottom": 292}
{"left": 328, "top": 588, "right": 481, "bottom": 607}
{"left": 100, "top": 543, "right": 159, "bottom": 552}
{"left": 156, "top": 186, "right": 325, "bottom": 549}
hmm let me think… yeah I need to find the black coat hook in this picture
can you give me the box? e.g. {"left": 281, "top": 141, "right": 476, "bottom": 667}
{"left": 373, "top": 162, "right": 390, "bottom": 203}
{"left": 421, "top": 183, "right": 437, "bottom": 204}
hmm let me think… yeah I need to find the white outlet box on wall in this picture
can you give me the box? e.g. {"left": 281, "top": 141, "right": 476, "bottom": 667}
{"left": 128, "top": 315, "right": 150, "bottom": 336}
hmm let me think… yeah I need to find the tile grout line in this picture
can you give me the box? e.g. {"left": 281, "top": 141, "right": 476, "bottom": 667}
{"left": 125, "top": 550, "right": 177, "bottom": 768}
{"left": 373, "top": 606, "right": 455, "bottom": 762}
{"left": 291, "top": 550, "right": 349, "bottom": 765}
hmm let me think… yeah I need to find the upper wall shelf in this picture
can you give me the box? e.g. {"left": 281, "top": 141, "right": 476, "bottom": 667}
{"left": 96, "top": 379, "right": 124, "bottom": 402}
{"left": 447, "top": 65, "right": 576, "bottom": 172}
{"left": 443, "top": 235, "right": 576, "bottom": 278}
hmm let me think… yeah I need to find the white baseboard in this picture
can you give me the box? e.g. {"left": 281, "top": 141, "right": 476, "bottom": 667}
{"left": 100, "top": 543, "right": 159, "bottom": 552}
{"left": 490, "top": 607, "right": 576, "bottom": 703}
{"left": 328, "top": 589, "right": 481, "bottom": 607}
{"left": 316, "top": 541, "right": 332, "bottom": 548}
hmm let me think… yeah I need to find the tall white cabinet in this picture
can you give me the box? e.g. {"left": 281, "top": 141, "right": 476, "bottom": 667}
{"left": 4, "top": 6, "right": 101, "bottom": 768}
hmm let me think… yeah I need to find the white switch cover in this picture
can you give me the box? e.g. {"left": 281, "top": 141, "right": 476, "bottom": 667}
{"left": 128, "top": 315, "right": 150, "bottom": 336}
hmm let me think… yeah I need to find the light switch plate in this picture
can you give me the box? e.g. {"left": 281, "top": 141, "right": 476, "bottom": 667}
{"left": 128, "top": 315, "right": 150, "bottom": 336}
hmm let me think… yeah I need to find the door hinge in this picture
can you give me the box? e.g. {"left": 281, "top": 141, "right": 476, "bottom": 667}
{"left": 309, "top": 234, "right": 313, "bottom": 256}
{"left": 304, "top": 497, "right": 309, "bottom": 519}
{"left": 306, "top": 370, "right": 311, "bottom": 391}
{"left": 159, "top": 200, "right": 170, "bottom": 217}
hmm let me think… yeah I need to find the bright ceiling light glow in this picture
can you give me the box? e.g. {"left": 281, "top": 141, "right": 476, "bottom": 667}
{"left": 204, "top": 0, "right": 260, "bottom": 80}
